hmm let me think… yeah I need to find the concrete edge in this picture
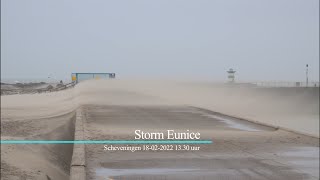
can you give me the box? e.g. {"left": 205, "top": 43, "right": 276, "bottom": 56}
{"left": 191, "top": 106, "right": 319, "bottom": 139}
{"left": 70, "top": 108, "right": 86, "bottom": 180}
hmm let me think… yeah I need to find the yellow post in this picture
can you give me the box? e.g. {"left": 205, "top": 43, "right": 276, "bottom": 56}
{"left": 72, "top": 75, "right": 76, "bottom": 81}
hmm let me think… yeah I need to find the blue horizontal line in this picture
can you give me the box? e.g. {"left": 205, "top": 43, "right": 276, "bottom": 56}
{"left": 0, "top": 140, "right": 212, "bottom": 144}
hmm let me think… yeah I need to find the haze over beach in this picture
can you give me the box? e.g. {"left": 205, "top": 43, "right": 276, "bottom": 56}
{"left": 1, "top": 0, "right": 319, "bottom": 82}
{"left": 1, "top": 0, "right": 319, "bottom": 180}
{"left": 2, "top": 79, "right": 319, "bottom": 136}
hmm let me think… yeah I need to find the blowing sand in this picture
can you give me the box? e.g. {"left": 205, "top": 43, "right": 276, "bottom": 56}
{"left": 1, "top": 79, "right": 319, "bottom": 179}
{"left": 72, "top": 79, "right": 319, "bottom": 136}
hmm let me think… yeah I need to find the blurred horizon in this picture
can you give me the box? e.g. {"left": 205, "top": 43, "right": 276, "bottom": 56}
{"left": 1, "top": 0, "right": 319, "bottom": 82}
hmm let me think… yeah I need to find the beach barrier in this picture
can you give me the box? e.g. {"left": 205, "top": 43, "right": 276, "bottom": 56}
{"left": 70, "top": 108, "right": 86, "bottom": 180}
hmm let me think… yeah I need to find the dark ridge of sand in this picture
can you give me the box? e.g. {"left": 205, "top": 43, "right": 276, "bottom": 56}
{"left": 0, "top": 82, "right": 65, "bottom": 96}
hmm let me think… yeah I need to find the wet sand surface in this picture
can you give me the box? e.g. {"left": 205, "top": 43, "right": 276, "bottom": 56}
{"left": 84, "top": 105, "right": 319, "bottom": 180}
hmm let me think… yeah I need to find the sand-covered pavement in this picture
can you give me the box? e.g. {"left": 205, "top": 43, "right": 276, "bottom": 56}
{"left": 1, "top": 79, "right": 319, "bottom": 179}
{"left": 85, "top": 105, "right": 319, "bottom": 179}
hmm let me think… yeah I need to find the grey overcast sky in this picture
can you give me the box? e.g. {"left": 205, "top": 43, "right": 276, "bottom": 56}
{"left": 1, "top": 0, "right": 319, "bottom": 82}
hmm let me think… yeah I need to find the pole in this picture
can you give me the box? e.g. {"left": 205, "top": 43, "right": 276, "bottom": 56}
{"left": 306, "top": 64, "right": 308, "bottom": 87}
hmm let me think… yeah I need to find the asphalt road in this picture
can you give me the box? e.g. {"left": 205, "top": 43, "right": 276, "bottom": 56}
{"left": 83, "top": 105, "right": 319, "bottom": 180}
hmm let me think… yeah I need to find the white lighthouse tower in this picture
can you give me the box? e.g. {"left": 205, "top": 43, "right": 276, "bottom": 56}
{"left": 227, "top": 68, "right": 236, "bottom": 83}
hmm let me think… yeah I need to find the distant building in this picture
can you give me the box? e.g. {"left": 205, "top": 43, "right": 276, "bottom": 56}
{"left": 71, "top": 73, "right": 116, "bottom": 83}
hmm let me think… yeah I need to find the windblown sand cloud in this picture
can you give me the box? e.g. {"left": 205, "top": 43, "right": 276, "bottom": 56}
{"left": 2, "top": 79, "right": 319, "bottom": 136}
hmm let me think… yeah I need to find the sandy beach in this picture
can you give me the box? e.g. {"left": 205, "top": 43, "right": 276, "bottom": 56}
{"left": 1, "top": 79, "right": 319, "bottom": 179}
